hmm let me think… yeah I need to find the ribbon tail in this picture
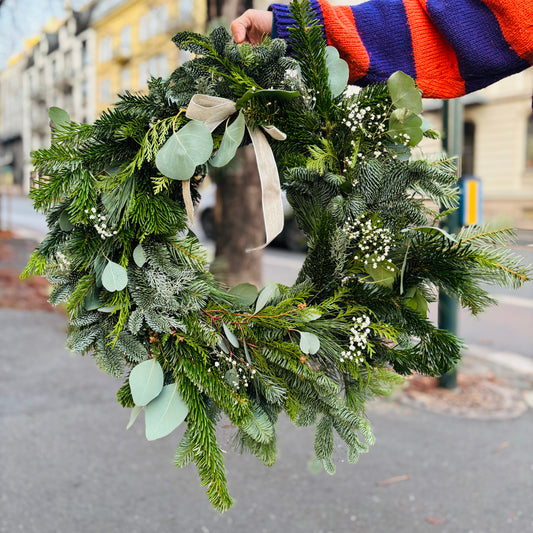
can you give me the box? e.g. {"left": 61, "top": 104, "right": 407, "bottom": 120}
{"left": 245, "top": 126, "right": 285, "bottom": 252}
{"left": 182, "top": 180, "right": 195, "bottom": 226}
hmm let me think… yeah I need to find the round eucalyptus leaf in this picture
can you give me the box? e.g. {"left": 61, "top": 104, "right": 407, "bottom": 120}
{"left": 224, "top": 368, "right": 239, "bottom": 386}
{"left": 155, "top": 120, "right": 213, "bottom": 181}
{"left": 229, "top": 282, "right": 259, "bottom": 307}
{"left": 145, "top": 384, "right": 189, "bottom": 441}
{"left": 102, "top": 260, "right": 128, "bottom": 292}
{"left": 49, "top": 106, "right": 70, "bottom": 126}
{"left": 299, "top": 331, "right": 320, "bottom": 355}
{"left": 59, "top": 211, "right": 74, "bottom": 231}
{"left": 133, "top": 243, "right": 147, "bottom": 267}
{"left": 210, "top": 111, "right": 246, "bottom": 168}
{"left": 387, "top": 71, "right": 423, "bottom": 114}
{"left": 129, "top": 359, "right": 164, "bottom": 407}
{"left": 388, "top": 109, "right": 423, "bottom": 147}
{"left": 364, "top": 258, "right": 399, "bottom": 289}
{"left": 325, "top": 46, "right": 349, "bottom": 97}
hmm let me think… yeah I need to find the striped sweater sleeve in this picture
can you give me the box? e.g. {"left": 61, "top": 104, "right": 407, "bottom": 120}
{"left": 270, "top": 0, "right": 533, "bottom": 98}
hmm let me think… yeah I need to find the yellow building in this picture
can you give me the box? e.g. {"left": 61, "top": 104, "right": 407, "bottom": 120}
{"left": 92, "top": 0, "right": 205, "bottom": 116}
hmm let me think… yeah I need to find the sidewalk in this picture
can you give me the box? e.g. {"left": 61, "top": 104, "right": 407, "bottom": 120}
{"left": 1, "top": 234, "right": 533, "bottom": 533}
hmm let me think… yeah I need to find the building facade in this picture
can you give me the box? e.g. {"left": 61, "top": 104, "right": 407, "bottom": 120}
{"left": 421, "top": 68, "right": 533, "bottom": 230}
{"left": 0, "top": 54, "right": 25, "bottom": 189}
{"left": 92, "top": 0, "right": 205, "bottom": 116}
{"left": 20, "top": 5, "right": 97, "bottom": 192}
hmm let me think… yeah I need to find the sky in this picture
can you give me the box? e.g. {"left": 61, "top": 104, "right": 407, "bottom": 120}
{"left": 0, "top": 0, "right": 87, "bottom": 68}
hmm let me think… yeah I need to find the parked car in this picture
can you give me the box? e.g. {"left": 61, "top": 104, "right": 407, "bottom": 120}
{"left": 197, "top": 183, "right": 306, "bottom": 252}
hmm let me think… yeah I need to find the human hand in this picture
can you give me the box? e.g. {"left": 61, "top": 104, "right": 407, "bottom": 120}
{"left": 231, "top": 9, "right": 273, "bottom": 45}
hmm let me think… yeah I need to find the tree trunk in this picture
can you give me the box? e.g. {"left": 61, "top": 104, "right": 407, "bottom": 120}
{"left": 206, "top": 0, "right": 264, "bottom": 288}
{"left": 210, "top": 147, "right": 264, "bottom": 287}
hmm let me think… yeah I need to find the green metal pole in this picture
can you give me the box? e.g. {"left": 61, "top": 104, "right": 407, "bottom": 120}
{"left": 438, "top": 98, "right": 463, "bottom": 389}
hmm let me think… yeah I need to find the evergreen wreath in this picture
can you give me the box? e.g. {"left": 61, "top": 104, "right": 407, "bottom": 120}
{"left": 23, "top": 1, "right": 530, "bottom": 512}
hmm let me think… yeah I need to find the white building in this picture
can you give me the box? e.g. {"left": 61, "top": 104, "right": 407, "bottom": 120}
{"left": 0, "top": 55, "right": 25, "bottom": 189}
{"left": 20, "top": 4, "right": 97, "bottom": 192}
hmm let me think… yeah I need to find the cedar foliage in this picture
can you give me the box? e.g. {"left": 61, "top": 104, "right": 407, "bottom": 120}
{"left": 22, "top": 1, "right": 530, "bottom": 512}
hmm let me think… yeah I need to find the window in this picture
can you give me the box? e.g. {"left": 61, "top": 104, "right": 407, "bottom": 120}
{"left": 100, "top": 78, "right": 111, "bottom": 103}
{"left": 81, "top": 81, "right": 88, "bottom": 106}
{"left": 64, "top": 50, "right": 73, "bottom": 74}
{"left": 158, "top": 5, "right": 168, "bottom": 32}
{"left": 148, "top": 55, "right": 168, "bottom": 78}
{"left": 81, "top": 40, "right": 88, "bottom": 67}
{"left": 527, "top": 113, "right": 533, "bottom": 170}
{"left": 120, "top": 26, "right": 131, "bottom": 56}
{"left": 139, "top": 15, "right": 148, "bottom": 42}
{"left": 99, "top": 36, "right": 113, "bottom": 63}
{"left": 149, "top": 8, "right": 159, "bottom": 36}
{"left": 179, "top": 0, "right": 193, "bottom": 22}
{"left": 121, "top": 68, "right": 131, "bottom": 91}
{"left": 138, "top": 61, "right": 148, "bottom": 87}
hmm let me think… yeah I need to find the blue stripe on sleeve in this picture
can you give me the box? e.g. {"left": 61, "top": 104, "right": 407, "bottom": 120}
{"left": 426, "top": 0, "right": 530, "bottom": 93}
{"left": 351, "top": 0, "right": 415, "bottom": 85}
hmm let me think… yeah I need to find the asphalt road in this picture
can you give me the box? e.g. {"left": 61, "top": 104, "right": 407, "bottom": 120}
{"left": 1, "top": 308, "right": 533, "bottom": 533}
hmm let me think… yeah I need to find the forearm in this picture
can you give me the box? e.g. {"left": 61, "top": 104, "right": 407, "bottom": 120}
{"left": 270, "top": 0, "right": 533, "bottom": 98}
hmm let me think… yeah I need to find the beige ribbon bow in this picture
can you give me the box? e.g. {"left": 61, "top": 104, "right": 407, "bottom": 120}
{"left": 186, "top": 94, "right": 286, "bottom": 251}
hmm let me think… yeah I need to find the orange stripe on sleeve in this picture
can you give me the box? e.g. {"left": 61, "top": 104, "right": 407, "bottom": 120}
{"left": 481, "top": 0, "right": 533, "bottom": 61}
{"left": 318, "top": 1, "right": 370, "bottom": 82}
{"left": 403, "top": 0, "right": 465, "bottom": 98}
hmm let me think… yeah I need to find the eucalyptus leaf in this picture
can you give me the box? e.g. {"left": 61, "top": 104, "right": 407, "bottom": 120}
{"left": 155, "top": 120, "right": 213, "bottom": 181}
{"left": 129, "top": 359, "right": 164, "bottom": 406}
{"left": 387, "top": 71, "right": 423, "bottom": 114}
{"left": 383, "top": 141, "right": 411, "bottom": 161}
{"left": 210, "top": 112, "right": 246, "bottom": 168}
{"left": 48, "top": 106, "right": 70, "bottom": 126}
{"left": 101, "top": 260, "right": 128, "bottom": 292}
{"left": 126, "top": 405, "right": 143, "bottom": 429}
{"left": 217, "top": 337, "right": 230, "bottom": 354}
{"left": 83, "top": 286, "right": 101, "bottom": 311}
{"left": 364, "top": 259, "right": 399, "bottom": 289}
{"left": 236, "top": 88, "right": 299, "bottom": 108}
{"left": 59, "top": 211, "right": 74, "bottom": 231}
{"left": 145, "top": 383, "right": 189, "bottom": 441}
{"left": 299, "top": 331, "right": 320, "bottom": 355}
{"left": 325, "top": 46, "right": 349, "bottom": 97}
{"left": 229, "top": 282, "right": 258, "bottom": 307}
{"left": 133, "top": 243, "right": 147, "bottom": 267}
{"left": 224, "top": 368, "right": 239, "bottom": 386}
{"left": 404, "top": 287, "right": 428, "bottom": 316}
{"left": 97, "top": 305, "right": 119, "bottom": 313}
{"left": 255, "top": 282, "right": 278, "bottom": 314}
{"left": 409, "top": 226, "right": 457, "bottom": 242}
{"left": 388, "top": 109, "right": 423, "bottom": 147}
{"left": 222, "top": 322, "right": 239, "bottom": 348}
{"left": 243, "top": 341, "right": 252, "bottom": 366}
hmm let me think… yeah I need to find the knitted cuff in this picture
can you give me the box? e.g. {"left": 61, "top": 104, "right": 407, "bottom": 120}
{"left": 269, "top": 1, "right": 326, "bottom": 46}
